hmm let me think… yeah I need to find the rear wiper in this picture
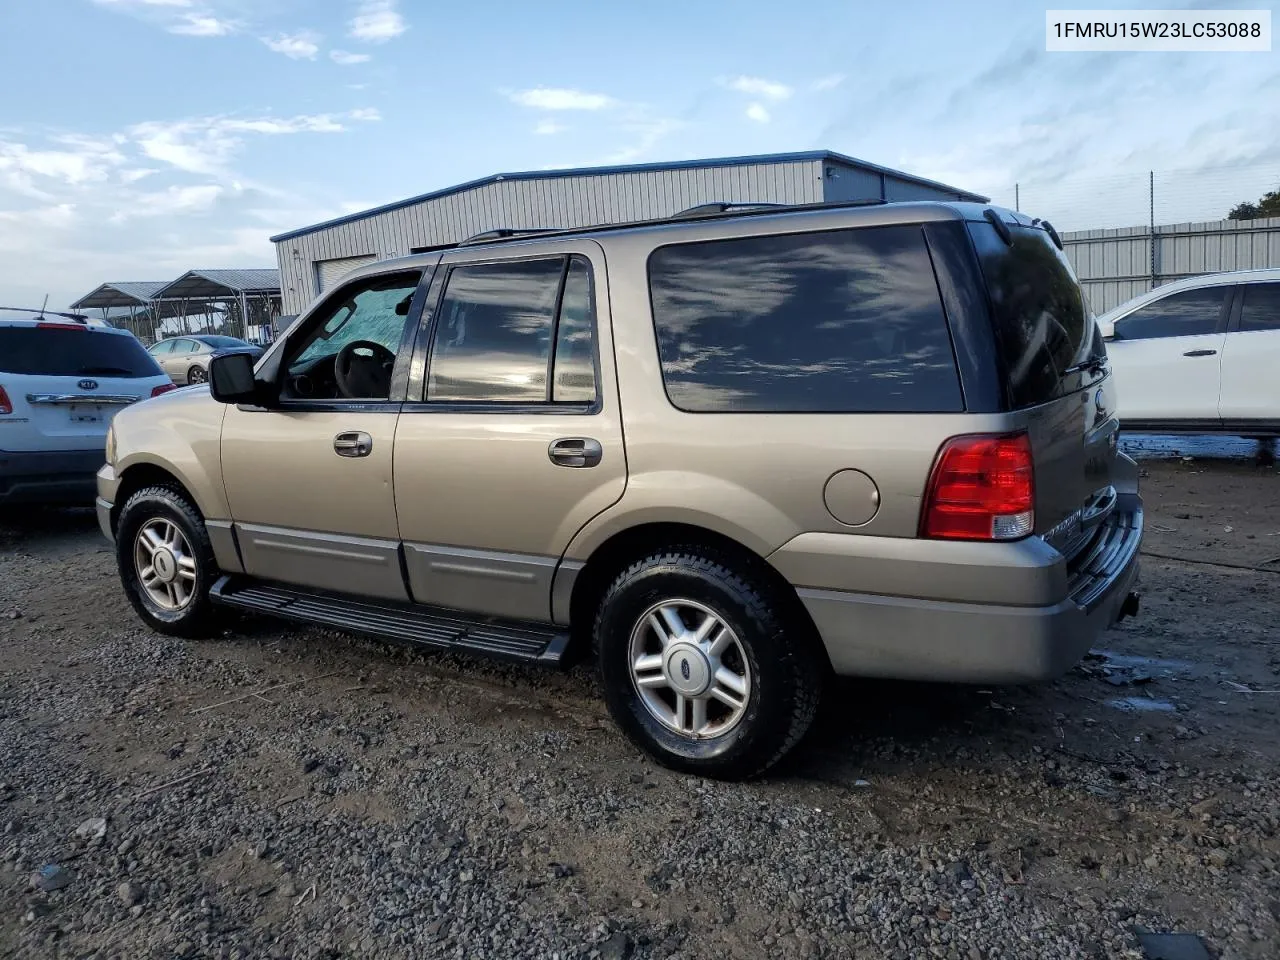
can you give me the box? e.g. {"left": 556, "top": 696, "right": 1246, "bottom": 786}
{"left": 1063, "top": 356, "right": 1107, "bottom": 377}
{"left": 78, "top": 366, "right": 135, "bottom": 376}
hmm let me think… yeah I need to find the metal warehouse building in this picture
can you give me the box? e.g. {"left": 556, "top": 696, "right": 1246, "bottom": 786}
{"left": 271, "top": 150, "right": 986, "bottom": 315}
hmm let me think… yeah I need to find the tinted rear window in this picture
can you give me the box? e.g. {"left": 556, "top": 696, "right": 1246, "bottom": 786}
{"left": 0, "top": 327, "right": 162, "bottom": 378}
{"left": 647, "top": 225, "right": 963, "bottom": 413}
{"left": 967, "top": 222, "right": 1095, "bottom": 409}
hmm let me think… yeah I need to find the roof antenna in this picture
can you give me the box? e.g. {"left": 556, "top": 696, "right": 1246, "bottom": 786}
{"left": 38, "top": 294, "right": 48, "bottom": 320}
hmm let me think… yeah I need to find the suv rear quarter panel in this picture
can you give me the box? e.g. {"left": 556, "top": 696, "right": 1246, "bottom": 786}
{"left": 563, "top": 208, "right": 1023, "bottom": 563}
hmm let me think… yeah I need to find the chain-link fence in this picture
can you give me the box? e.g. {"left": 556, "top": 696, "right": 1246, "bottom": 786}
{"left": 999, "top": 159, "right": 1280, "bottom": 233}
{"left": 997, "top": 161, "right": 1280, "bottom": 314}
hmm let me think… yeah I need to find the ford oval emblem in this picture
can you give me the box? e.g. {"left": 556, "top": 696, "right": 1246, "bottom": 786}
{"left": 78, "top": 379, "right": 99, "bottom": 391}
{"left": 680, "top": 658, "right": 691, "bottom": 681}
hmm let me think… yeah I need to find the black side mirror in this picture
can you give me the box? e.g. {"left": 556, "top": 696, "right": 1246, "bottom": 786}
{"left": 209, "top": 352, "right": 259, "bottom": 404}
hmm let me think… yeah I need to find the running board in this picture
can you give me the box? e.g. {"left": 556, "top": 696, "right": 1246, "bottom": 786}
{"left": 210, "top": 576, "right": 569, "bottom": 666}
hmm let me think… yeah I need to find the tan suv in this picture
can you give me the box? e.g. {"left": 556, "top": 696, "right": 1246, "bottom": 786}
{"left": 97, "top": 201, "right": 1143, "bottom": 778}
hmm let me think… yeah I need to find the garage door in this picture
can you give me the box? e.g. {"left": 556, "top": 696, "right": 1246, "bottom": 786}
{"left": 315, "top": 255, "right": 377, "bottom": 293}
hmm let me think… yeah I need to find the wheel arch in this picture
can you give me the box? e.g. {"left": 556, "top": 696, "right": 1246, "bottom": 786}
{"left": 563, "top": 521, "right": 830, "bottom": 671}
{"left": 110, "top": 460, "right": 202, "bottom": 534}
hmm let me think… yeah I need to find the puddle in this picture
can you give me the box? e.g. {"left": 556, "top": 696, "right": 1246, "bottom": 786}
{"left": 1106, "top": 696, "right": 1178, "bottom": 713}
{"left": 1088, "top": 651, "right": 1194, "bottom": 674}
{"left": 1121, "top": 433, "right": 1275, "bottom": 463}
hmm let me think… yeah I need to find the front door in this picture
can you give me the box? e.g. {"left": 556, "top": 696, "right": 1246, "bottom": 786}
{"left": 220, "top": 266, "right": 432, "bottom": 600}
{"left": 393, "top": 241, "right": 626, "bottom": 622}
{"left": 1108, "top": 285, "right": 1228, "bottom": 423}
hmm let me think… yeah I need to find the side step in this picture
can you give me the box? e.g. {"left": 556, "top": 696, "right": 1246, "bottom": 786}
{"left": 210, "top": 576, "right": 570, "bottom": 666}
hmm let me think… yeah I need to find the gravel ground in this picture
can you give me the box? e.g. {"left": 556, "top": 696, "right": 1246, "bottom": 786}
{"left": 1, "top": 452, "right": 1278, "bottom": 960}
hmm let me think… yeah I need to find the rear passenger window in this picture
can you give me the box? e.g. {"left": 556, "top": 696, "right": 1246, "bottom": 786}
{"left": 1114, "top": 287, "right": 1226, "bottom": 341}
{"left": 1238, "top": 283, "right": 1280, "bottom": 333}
{"left": 647, "top": 226, "right": 962, "bottom": 413}
{"left": 427, "top": 256, "right": 598, "bottom": 404}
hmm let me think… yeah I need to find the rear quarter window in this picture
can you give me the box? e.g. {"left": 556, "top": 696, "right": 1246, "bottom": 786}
{"left": 646, "top": 225, "right": 963, "bottom": 413}
{"left": 0, "top": 327, "right": 163, "bottom": 378}
{"left": 966, "top": 222, "right": 1095, "bottom": 408}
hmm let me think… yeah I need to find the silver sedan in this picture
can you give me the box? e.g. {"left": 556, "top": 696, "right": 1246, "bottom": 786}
{"left": 147, "top": 335, "right": 263, "bottom": 385}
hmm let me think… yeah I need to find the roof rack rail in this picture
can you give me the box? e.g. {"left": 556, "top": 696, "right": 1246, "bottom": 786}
{"left": 459, "top": 227, "right": 561, "bottom": 246}
{"left": 668, "top": 201, "right": 791, "bottom": 220}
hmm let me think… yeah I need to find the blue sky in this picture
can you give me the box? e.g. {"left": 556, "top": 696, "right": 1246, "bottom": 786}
{"left": 1, "top": 0, "right": 1277, "bottom": 309}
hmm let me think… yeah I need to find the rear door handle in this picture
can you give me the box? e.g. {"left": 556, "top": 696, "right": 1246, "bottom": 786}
{"left": 1183, "top": 349, "right": 1217, "bottom": 357}
{"left": 548, "top": 437, "right": 603, "bottom": 468}
{"left": 334, "top": 431, "right": 373, "bottom": 458}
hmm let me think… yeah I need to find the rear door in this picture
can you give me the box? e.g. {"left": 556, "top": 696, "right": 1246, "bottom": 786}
{"left": 392, "top": 241, "right": 626, "bottom": 622}
{"left": 967, "top": 219, "right": 1122, "bottom": 556}
{"left": 162, "top": 339, "right": 197, "bottom": 381}
{"left": 1218, "top": 281, "right": 1280, "bottom": 425}
{"left": 0, "top": 324, "right": 168, "bottom": 452}
{"left": 1105, "top": 287, "right": 1229, "bottom": 423}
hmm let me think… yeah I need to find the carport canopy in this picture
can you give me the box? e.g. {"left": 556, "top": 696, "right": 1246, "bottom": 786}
{"left": 70, "top": 281, "right": 168, "bottom": 310}
{"left": 152, "top": 269, "right": 280, "bottom": 300}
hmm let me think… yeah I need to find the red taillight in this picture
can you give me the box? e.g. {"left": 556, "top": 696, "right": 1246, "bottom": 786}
{"left": 151, "top": 383, "right": 177, "bottom": 397}
{"left": 921, "top": 433, "right": 1035, "bottom": 541}
{"left": 36, "top": 321, "right": 85, "bottom": 330}
{"left": 0, "top": 385, "right": 11, "bottom": 415}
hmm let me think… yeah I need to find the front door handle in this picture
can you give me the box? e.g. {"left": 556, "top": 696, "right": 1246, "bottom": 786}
{"left": 548, "top": 437, "right": 603, "bottom": 468}
{"left": 1183, "top": 349, "right": 1217, "bottom": 357}
{"left": 334, "top": 431, "right": 373, "bottom": 458}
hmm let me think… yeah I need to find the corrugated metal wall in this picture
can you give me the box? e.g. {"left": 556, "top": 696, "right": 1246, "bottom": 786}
{"left": 1064, "top": 217, "right": 1280, "bottom": 314}
{"left": 277, "top": 159, "right": 829, "bottom": 313}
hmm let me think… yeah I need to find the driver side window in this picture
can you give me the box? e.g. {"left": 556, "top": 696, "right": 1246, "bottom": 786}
{"left": 283, "top": 272, "right": 421, "bottom": 401}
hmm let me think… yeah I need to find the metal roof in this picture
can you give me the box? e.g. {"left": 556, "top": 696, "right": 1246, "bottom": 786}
{"left": 270, "top": 150, "right": 987, "bottom": 243}
{"left": 153, "top": 269, "right": 281, "bottom": 300}
{"left": 70, "top": 281, "right": 168, "bottom": 309}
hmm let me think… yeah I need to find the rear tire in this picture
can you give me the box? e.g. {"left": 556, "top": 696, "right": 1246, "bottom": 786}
{"left": 594, "top": 546, "right": 821, "bottom": 780}
{"left": 115, "top": 485, "right": 219, "bottom": 638}
{"left": 187, "top": 366, "right": 208, "bottom": 385}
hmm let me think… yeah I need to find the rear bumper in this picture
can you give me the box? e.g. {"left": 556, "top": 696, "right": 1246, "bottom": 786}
{"left": 790, "top": 495, "right": 1144, "bottom": 683}
{"left": 0, "top": 448, "right": 104, "bottom": 505}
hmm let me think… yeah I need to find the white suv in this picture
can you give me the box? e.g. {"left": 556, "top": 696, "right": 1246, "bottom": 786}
{"left": 0, "top": 315, "right": 175, "bottom": 505}
{"left": 1099, "top": 268, "right": 1280, "bottom": 435}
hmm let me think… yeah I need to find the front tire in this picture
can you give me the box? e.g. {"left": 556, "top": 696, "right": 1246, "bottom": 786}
{"left": 116, "top": 486, "right": 219, "bottom": 638}
{"left": 594, "top": 547, "right": 822, "bottom": 780}
{"left": 187, "top": 366, "right": 208, "bottom": 385}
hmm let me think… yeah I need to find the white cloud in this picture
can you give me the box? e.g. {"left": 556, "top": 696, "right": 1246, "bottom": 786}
{"left": 349, "top": 107, "right": 381, "bottom": 122}
{"left": 261, "top": 31, "right": 321, "bottom": 60}
{"left": 605, "top": 117, "right": 684, "bottom": 164}
{"left": 348, "top": 0, "right": 407, "bottom": 43}
{"left": 330, "top": 49, "right": 371, "bottom": 65}
{"left": 509, "top": 88, "right": 616, "bottom": 111}
{"left": 534, "top": 120, "right": 566, "bottom": 136}
{"left": 0, "top": 137, "right": 125, "bottom": 187}
{"left": 113, "top": 184, "right": 224, "bottom": 221}
{"left": 745, "top": 103, "right": 770, "bottom": 124}
{"left": 812, "top": 73, "right": 845, "bottom": 92}
{"left": 129, "top": 112, "right": 355, "bottom": 175}
{"left": 725, "top": 75, "right": 792, "bottom": 102}
{"left": 169, "top": 13, "right": 236, "bottom": 36}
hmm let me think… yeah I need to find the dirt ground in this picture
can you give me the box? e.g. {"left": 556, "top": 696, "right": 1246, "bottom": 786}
{"left": 0, "top": 446, "right": 1277, "bottom": 959}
